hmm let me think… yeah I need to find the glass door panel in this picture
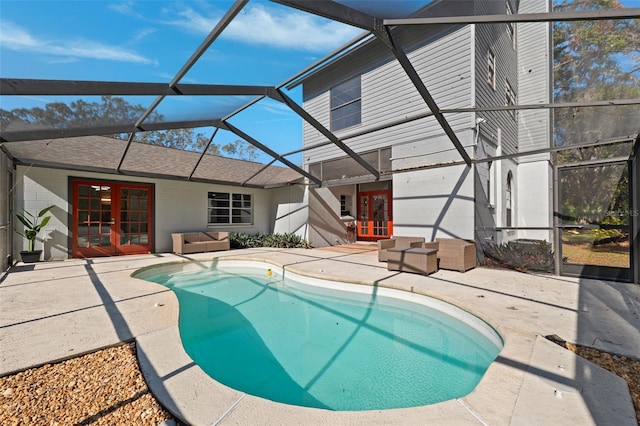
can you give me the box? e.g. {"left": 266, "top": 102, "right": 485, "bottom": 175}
{"left": 357, "top": 190, "right": 392, "bottom": 240}
{"left": 358, "top": 195, "right": 369, "bottom": 236}
{"left": 74, "top": 184, "right": 115, "bottom": 256}
{"left": 558, "top": 162, "right": 630, "bottom": 281}
{"left": 372, "top": 193, "right": 390, "bottom": 236}
{"left": 117, "top": 186, "right": 152, "bottom": 253}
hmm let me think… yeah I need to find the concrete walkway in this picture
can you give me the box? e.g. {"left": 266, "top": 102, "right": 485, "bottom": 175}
{"left": 1, "top": 248, "right": 639, "bottom": 425}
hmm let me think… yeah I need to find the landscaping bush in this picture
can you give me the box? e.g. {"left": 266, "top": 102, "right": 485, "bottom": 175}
{"left": 230, "top": 232, "right": 312, "bottom": 249}
{"left": 592, "top": 215, "right": 627, "bottom": 245}
{"left": 230, "top": 232, "right": 265, "bottom": 249}
{"left": 482, "top": 240, "right": 554, "bottom": 272}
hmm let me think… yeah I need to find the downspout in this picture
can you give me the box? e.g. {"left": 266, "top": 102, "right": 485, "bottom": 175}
{"left": 495, "top": 129, "right": 503, "bottom": 231}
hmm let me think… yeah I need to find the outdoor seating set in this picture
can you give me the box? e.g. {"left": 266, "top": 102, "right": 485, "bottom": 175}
{"left": 378, "top": 236, "right": 476, "bottom": 275}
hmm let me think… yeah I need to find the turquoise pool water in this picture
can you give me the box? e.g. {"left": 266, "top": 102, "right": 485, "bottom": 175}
{"left": 141, "top": 261, "right": 502, "bottom": 411}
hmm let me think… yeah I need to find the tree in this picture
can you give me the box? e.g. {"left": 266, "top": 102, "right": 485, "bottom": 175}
{"left": 559, "top": 162, "right": 629, "bottom": 223}
{"left": 553, "top": 0, "right": 640, "bottom": 150}
{"left": 221, "top": 139, "right": 258, "bottom": 162}
{"left": 553, "top": 1, "right": 639, "bottom": 227}
{"left": 0, "top": 96, "right": 259, "bottom": 161}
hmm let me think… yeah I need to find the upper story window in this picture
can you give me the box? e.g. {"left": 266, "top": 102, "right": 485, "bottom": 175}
{"left": 330, "top": 76, "right": 361, "bottom": 132}
{"left": 208, "top": 192, "right": 253, "bottom": 225}
{"left": 487, "top": 50, "right": 496, "bottom": 91}
{"left": 506, "top": 1, "right": 515, "bottom": 49}
{"left": 505, "top": 80, "right": 517, "bottom": 121}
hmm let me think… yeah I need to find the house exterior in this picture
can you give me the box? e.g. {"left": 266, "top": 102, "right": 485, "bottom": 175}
{"left": 1, "top": 1, "right": 637, "bottom": 283}
{"left": 1, "top": 136, "right": 307, "bottom": 268}
{"left": 297, "top": 0, "right": 553, "bottom": 256}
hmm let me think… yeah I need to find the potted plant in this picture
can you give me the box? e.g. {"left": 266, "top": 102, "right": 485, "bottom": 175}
{"left": 16, "top": 205, "right": 54, "bottom": 263}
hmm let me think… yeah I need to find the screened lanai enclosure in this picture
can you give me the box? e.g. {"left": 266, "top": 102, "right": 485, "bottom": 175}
{"left": 1, "top": 0, "right": 639, "bottom": 284}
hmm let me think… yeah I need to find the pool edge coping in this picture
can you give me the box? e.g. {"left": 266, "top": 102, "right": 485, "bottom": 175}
{"left": 132, "top": 254, "right": 636, "bottom": 426}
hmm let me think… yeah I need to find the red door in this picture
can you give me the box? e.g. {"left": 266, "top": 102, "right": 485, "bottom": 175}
{"left": 72, "top": 180, "right": 153, "bottom": 258}
{"left": 357, "top": 190, "right": 392, "bottom": 241}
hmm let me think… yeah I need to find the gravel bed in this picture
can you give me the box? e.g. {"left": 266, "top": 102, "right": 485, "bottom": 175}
{"left": 546, "top": 335, "right": 640, "bottom": 424}
{"left": 0, "top": 343, "right": 177, "bottom": 426}
{"left": 1, "top": 338, "right": 638, "bottom": 425}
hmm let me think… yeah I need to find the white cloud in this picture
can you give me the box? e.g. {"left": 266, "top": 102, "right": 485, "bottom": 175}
{"left": 167, "top": 4, "right": 363, "bottom": 52}
{"left": 173, "top": 7, "right": 218, "bottom": 34}
{"left": 107, "top": 1, "right": 144, "bottom": 19}
{"left": 128, "top": 27, "right": 158, "bottom": 44}
{"left": 0, "top": 20, "right": 157, "bottom": 65}
{"left": 258, "top": 98, "right": 297, "bottom": 117}
{"left": 0, "top": 20, "right": 40, "bottom": 50}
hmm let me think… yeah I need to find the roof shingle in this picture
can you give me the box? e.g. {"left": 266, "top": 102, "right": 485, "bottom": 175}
{"left": 2, "top": 135, "right": 303, "bottom": 188}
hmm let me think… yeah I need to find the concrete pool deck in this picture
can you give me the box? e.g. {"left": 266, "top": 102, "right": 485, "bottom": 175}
{"left": 1, "top": 247, "right": 639, "bottom": 425}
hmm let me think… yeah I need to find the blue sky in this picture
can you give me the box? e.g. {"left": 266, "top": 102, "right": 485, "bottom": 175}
{"left": 2, "top": 1, "right": 639, "bottom": 164}
{"left": 0, "top": 0, "right": 369, "bottom": 164}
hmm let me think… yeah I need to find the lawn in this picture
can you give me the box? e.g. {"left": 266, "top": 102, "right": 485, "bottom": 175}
{"left": 561, "top": 233, "right": 630, "bottom": 268}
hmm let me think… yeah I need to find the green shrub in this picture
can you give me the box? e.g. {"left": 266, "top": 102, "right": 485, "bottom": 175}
{"left": 592, "top": 215, "right": 627, "bottom": 245}
{"left": 230, "top": 232, "right": 312, "bottom": 249}
{"left": 482, "top": 240, "right": 554, "bottom": 272}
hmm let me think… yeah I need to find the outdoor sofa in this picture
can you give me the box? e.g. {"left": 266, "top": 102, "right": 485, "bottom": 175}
{"left": 171, "top": 231, "right": 230, "bottom": 255}
{"left": 377, "top": 236, "right": 426, "bottom": 262}
{"left": 422, "top": 238, "right": 477, "bottom": 272}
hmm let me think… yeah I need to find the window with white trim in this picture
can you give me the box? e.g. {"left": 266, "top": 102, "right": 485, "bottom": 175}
{"left": 340, "top": 194, "right": 352, "bottom": 216}
{"left": 487, "top": 161, "right": 493, "bottom": 206}
{"left": 506, "top": 171, "right": 513, "bottom": 227}
{"left": 506, "top": 80, "right": 517, "bottom": 121}
{"left": 487, "top": 50, "right": 496, "bottom": 91}
{"left": 506, "top": 1, "right": 515, "bottom": 49}
{"left": 330, "top": 76, "right": 361, "bottom": 131}
{"left": 208, "top": 192, "right": 253, "bottom": 225}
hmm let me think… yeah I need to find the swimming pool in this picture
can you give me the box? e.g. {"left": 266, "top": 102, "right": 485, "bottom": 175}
{"left": 137, "top": 260, "right": 502, "bottom": 411}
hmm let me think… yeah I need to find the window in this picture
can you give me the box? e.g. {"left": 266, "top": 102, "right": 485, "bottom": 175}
{"left": 506, "top": 1, "right": 515, "bottom": 49}
{"left": 506, "top": 80, "right": 517, "bottom": 120}
{"left": 331, "top": 76, "right": 361, "bottom": 131}
{"left": 487, "top": 161, "right": 493, "bottom": 206}
{"left": 506, "top": 171, "right": 513, "bottom": 227}
{"left": 208, "top": 192, "right": 252, "bottom": 225}
{"left": 487, "top": 50, "right": 496, "bottom": 90}
{"left": 340, "top": 194, "right": 352, "bottom": 216}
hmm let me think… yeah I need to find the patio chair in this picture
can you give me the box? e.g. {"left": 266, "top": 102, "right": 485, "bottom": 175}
{"left": 377, "top": 236, "right": 425, "bottom": 262}
{"left": 421, "top": 238, "right": 476, "bottom": 272}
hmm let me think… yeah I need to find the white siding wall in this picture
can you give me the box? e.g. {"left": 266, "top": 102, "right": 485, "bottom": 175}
{"left": 392, "top": 164, "right": 475, "bottom": 240}
{"left": 307, "top": 186, "right": 358, "bottom": 247}
{"left": 517, "top": 162, "right": 553, "bottom": 242}
{"left": 303, "top": 25, "right": 474, "bottom": 165}
{"left": 474, "top": 0, "right": 519, "bottom": 156}
{"left": 517, "top": 0, "right": 551, "bottom": 160}
{"left": 271, "top": 184, "right": 308, "bottom": 238}
{"left": 516, "top": 0, "right": 553, "bottom": 243}
{"left": 14, "top": 166, "right": 293, "bottom": 260}
{"left": 15, "top": 168, "right": 68, "bottom": 260}
{"left": 474, "top": 134, "right": 497, "bottom": 244}
{"left": 303, "top": 185, "right": 358, "bottom": 248}
{"left": 302, "top": 24, "right": 477, "bottom": 245}
{"left": 473, "top": 0, "right": 520, "bottom": 247}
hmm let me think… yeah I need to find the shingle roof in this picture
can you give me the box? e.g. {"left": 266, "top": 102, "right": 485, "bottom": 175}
{"left": 1, "top": 135, "right": 304, "bottom": 188}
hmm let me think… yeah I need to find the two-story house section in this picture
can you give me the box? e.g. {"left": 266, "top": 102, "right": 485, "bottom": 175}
{"left": 295, "top": 0, "right": 550, "bottom": 251}
{"left": 514, "top": 0, "right": 553, "bottom": 245}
